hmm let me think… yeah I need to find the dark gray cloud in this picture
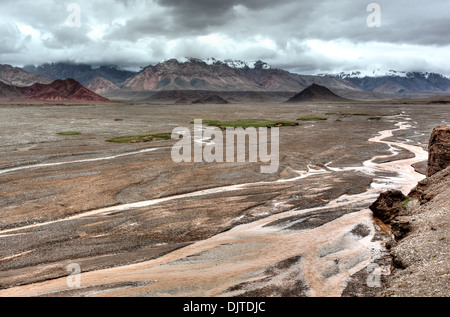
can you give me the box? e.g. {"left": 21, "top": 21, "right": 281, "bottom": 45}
{"left": 1, "top": 0, "right": 450, "bottom": 75}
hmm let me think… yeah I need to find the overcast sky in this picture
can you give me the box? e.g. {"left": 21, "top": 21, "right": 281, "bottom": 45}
{"left": 1, "top": 0, "right": 450, "bottom": 75}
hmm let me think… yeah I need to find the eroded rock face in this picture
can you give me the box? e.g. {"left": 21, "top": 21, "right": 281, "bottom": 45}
{"left": 390, "top": 220, "right": 411, "bottom": 241}
{"left": 409, "top": 166, "right": 450, "bottom": 204}
{"left": 377, "top": 125, "right": 450, "bottom": 297}
{"left": 370, "top": 190, "right": 411, "bottom": 242}
{"left": 427, "top": 125, "right": 450, "bottom": 177}
{"left": 369, "top": 190, "right": 407, "bottom": 223}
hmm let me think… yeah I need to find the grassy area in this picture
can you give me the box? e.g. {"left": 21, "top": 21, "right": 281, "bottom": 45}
{"left": 402, "top": 197, "right": 416, "bottom": 208}
{"left": 57, "top": 131, "right": 82, "bottom": 136}
{"left": 114, "top": 118, "right": 124, "bottom": 121}
{"left": 297, "top": 116, "right": 328, "bottom": 121}
{"left": 196, "top": 119, "right": 298, "bottom": 129}
{"left": 107, "top": 133, "right": 172, "bottom": 143}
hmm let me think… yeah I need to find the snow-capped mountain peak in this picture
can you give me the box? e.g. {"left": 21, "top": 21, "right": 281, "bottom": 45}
{"left": 159, "top": 57, "right": 271, "bottom": 70}
{"left": 320, "top": 69, "right": 408, "bottom": 79}
{"left": 320, "top": 69, "right": 449, "bottom": 80}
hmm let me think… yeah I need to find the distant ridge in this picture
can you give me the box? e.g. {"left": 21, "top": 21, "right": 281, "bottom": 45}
{"left": 287, "top": 83, "right": 351, "bottom": 103}
{"left": 0, "top": 64, "right": 52, "bottom": 87}
{"left": 192, "top": 95, "right": 229, "bottom": 104}
{"left": 8, "top": 60, "right": 450, "bottom": 99}
{"left": 24, "top": 63, "right": 136, "bottom": 86}
{"left": 321, "top": 70, "right": 450, "bottom": 95}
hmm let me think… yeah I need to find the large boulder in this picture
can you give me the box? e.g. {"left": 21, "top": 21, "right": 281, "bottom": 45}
{"left": 369, "top": 190, "right": 407, "bottom": 223}
{"left": 427, "top": 125, "right": 450, "bottom": 177}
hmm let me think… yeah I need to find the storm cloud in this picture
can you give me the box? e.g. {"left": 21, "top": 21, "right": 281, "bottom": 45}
{"left": 1, "top": 0, "right": 450, "bottom": 75}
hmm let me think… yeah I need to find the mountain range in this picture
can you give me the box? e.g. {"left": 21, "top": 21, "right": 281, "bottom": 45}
{"left": 120, "top": 58, "right": 356, "bottom": 92}
{"left": 1, "top": 59, "right": 450, "bottom": 102}
{"left": 0, "top": 64, "right": 52, "bottom": 87}
{"left": 24, "top": 63, "right": 136, "bottom": 86}
{"left": 321, "top": 70, "right": 450, "bottom": 95}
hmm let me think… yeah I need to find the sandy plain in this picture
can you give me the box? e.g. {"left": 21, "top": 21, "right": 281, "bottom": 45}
{"left": 0, "top": 101, "right": 448, "bottom": 296}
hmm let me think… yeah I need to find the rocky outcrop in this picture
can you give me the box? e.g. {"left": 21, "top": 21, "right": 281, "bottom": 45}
{"left": 409, "top": 166, "right": 450, "bottom": 204}
{"left": 427, "top": 125, "right": 450, "bottom": 177}
{"left": 369, "top": 190, "right": 407, "bottom": 224}
{"left": 369, "top": 190, "right": 411, "bottom": 242}
{"left": 408, "top": 125, "right": 450, "bottom": 205}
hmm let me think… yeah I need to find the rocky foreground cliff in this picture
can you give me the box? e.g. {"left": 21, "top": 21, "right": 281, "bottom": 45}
{"left": 371, "top": 125, "right": 449, "bottom": 297}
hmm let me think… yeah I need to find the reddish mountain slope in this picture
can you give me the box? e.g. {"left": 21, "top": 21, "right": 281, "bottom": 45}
{"left": 16, "top": 78, "right": 112, "bottom": 102}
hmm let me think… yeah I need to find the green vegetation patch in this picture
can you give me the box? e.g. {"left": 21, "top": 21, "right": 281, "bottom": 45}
{"left": 402, "top": 197, "right": 416, "bottom": 208}
{"left": 297, "top": 116, "right": 328, "bottom": 121}
{"left": 57, "top": 131, "right": 82, "bottom": 136}
{"left": 107, "top": 133, "right": 172, "bottom": 143}
{"left": 197, "top": 119, "right": 298, "bottom": 129}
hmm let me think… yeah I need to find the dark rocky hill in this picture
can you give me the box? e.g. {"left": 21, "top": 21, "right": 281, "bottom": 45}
{"left": 192, "top": 95, "right": 229, "bottom": 104}
{"left": 286, "top": 83, "right": 351, "bottom": 103}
